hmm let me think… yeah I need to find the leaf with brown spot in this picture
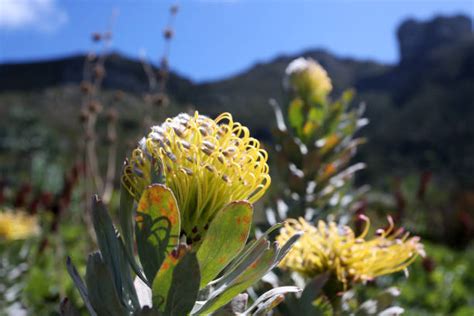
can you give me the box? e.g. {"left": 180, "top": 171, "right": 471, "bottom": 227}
{"left": 135, "top": 184, "right": 181, "bottom": 285}
{"left": 196, "top": 201, "right": 253, "bottom": 289}
{"left": 151, "top": 244, "right": 189, "bottom": 311}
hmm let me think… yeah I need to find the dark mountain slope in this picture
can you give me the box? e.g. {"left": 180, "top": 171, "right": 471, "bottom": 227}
{"left": 0, "top": 14, "right": 472, "bottom": 186}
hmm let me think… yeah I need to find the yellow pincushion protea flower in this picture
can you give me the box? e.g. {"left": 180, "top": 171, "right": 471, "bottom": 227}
{"left": 276, "top": 216, "right": 424, "bottom": 287}
{"left": 0, "top": 210, "right": 39, "bottom": 241}
{"left": 285, "top": 57, "right": 333, "bottom": 102}
{"left": 123, "top": 112, "right": 270, "bottom": 239}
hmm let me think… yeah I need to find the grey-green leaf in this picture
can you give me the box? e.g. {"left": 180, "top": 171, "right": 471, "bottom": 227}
{"left": 164, "top": 252, "right": 201, "bottom": 316}
{"left": 119, "top": 180, "right": 136, "bottom": 258}
{"left": 92, "top": 196, "right": 124, "bottom": 302}
{"left": 66, "top": 257, "right": 97, "bottom": 316}
{"left": 85, "top": 252, "right": 128, "bottom": 316}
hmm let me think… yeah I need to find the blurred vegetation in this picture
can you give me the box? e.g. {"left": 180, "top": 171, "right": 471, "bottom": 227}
{"left": 0, "top": 13, "right": 472, "bottom": 316}
{"left": 351, "top": 241, "right": 474, "bottom": 316}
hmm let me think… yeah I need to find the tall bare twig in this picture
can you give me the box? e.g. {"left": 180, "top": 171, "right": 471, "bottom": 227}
{"left": 141, "top": 3, "right": 179, "bottom": 127}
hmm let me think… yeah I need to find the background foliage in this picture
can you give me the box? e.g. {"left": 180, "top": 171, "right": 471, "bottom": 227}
{"left": 0, "top": 13, "right": 472, "bottom": 316}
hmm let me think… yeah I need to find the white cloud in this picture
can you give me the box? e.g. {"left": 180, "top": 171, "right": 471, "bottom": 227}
{"left": 0, "top": 0, "right": 68, "bottom": 32}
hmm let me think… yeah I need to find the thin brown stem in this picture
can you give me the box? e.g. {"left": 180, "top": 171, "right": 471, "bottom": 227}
{"left": 102, "top": 118, "right": 118, "bottom": 203}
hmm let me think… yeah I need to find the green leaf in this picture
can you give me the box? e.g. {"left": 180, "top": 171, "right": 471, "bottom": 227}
{"left": 117, "top": 236, "right": 140, "bottom": 311}
{"left": 195, "top": 243, "right": 278, "bottom": 314}
{"left": 133, "top": 306, "right": 160, "bottom": 316}
{"left": 288, "top": 98, "right": 305, "bottom": 133}
{"left": 341, "top": 89, "right": 355, "bottom": 104}
{"left": 209, "top": 239, "right": 269, "bottom": 291}
{"left": 275, "top": 231, "right": 303, "bottom": 264}
{"left": 164, "top": 252, "right": 201, "bottom": 316}
{"left": 60, "top": 298, "right": 81, "bottom": 316}
{"left": 308, "top": 105, "right": 324, "bottom": 124}
{"left": 214, "top": 294, "right": 248, "bottom": 315}
{"left": 119, "top": 236, "right": 149, "bottom": 287}
{"left": 85, "top": 252, "right": 128, "bottom": 316}
{"left": 373, "top": 287, "right": 401, "bottom": 313}
{"left": 91, "top": 196, "right": 124, "bottom": 304}
{"left": 299, "top": 273, "right": 330, "bottom": 315}
{"left": 217, "top": 223, "right": 282, "bottom": 279}
{"left": 119, "top": 180, "right": 136, "bottom": 258}
{"left": 66, "top": 257, "right": 97, "bottom": 316}
{"left": 152, "top": 245, "right": 189, "bottom": 310}
{"left": 197, "top": 201, "right": 253, "bottom": 288}
{"left": 313, "top": 296, "right": 334, "bottom": 316}
{"left": 303, "top": 106, "right": 324, "bottom": 140}
{"left": 135, "top": 184, "right": 181, "bottom": 284}
{"left": 252, "top": 294, "right": 285, "bottom": 315}
{"left": 245, "top": 286, "right": 301, "bottom": 314}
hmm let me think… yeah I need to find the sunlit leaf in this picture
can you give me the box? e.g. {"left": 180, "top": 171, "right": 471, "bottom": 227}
{"left": 164, "top": 252, "right": 201, "bottom": 316}
{"left": 135, "top": 184, "right": 181, "bottom": 285}
{"left": 196, "top": 243, "right": 277, "bottom": 314}
{"left": 197, "top": 201, "right": 253, "bottom": 288}
{"left": 85, "top": 252, "right": 128, "bottom": 316}
{"left": 152, "top": 245, "right": 189, "bottom": 310}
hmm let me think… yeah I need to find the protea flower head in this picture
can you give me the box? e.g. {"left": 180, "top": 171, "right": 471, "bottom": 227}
{"left": 0, "top": 210, "right": 39, "bottom": 240}
{"left": 285, "top": 57, "right": 332, "bottom": 102}
{"left": 123, "top": 112, "right": 270, "bottom": 240}
{"left": 276, "top": 216, "right": 424, "bottom": 287}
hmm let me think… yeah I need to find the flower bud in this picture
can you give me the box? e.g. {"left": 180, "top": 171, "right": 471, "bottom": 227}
{"left": 285, "top": 57, "right": 332, "bottom": 102}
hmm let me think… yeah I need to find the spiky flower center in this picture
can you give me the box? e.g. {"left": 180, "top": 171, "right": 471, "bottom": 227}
{"left": 123, "top": 112, "right": 270, "bottom": 239}
{"left": 277, "top": 217, "right": 424, "bottom": 287}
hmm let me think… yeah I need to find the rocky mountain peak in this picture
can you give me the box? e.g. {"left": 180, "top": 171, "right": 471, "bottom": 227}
{"left": 397, "top": 15, "right": 472, "bottom": 63}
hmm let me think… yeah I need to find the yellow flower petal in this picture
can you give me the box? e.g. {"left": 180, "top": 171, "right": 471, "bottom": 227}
{"left": 123, "top": 112, "right": 270, "bottom": 236}
{"left": 0, "top": 210, "right": 39, "bottom": 241}
{"left": 276, "top": 217, "right": 424, "bottom": 288}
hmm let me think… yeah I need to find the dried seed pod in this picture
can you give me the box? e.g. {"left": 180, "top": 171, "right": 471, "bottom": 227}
{"left": 160, "top": 57, "right": 169, "bottom": 69}
{"left": 93, "top": 65, "right": 106, "bottom": 79}
{"left": 79, "top": 109, "right": 90, "bottom": 123}
{"left": 106, "top": 108, "right": 118, "bottom": 122}
{"left": 87, "top": 100, "right": 103, "bottom": 114}
{"left": 84, "top": 130, "right": 95, "bottom": 141}
{"left": 80, "top": 81, "right": 94, "bottom": 95}
{"left": 170, "top": 4, "right": 179, "bottom": 15}
{"left": 157, "top": 69, "right": 169, "bottom": 81}
{"left": 106, "top": 133, "right": 117, "bottom": 144}
{"left": 152, "top": 93, "right": 169, "bottom": 107}
{"left": 163, "top": 28, "right": 174, "bottom": 40}
{"left": 87, "top": 52, "right": 97, "bottom": 62}
{"left": 114, "top": 90, "right": 124, "bottom": 102}
{"left": 91, "top": 32, "right": 102, "bottom": 42}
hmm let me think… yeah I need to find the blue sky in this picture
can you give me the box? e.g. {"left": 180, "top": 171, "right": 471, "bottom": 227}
{"left": 0, "top": 0, "right": 472, "bottom": 82}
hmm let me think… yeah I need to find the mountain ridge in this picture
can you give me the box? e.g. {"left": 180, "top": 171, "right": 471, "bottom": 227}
{"left": 1, "top": 14, "right": 473, "bottom": 186}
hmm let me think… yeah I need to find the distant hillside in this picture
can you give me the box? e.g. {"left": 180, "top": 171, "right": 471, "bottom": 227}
{"left": 0, "top": 53, "right": 194, "bottom": 101}
{"left": 0, "top": 14, "right": 472, "bottom": 186}
{"left": 356, "top": 15, "right": 474, "bottom": 184}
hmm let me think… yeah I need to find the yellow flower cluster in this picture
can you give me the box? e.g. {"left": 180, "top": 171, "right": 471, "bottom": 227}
{"left": 0, "top": 210, "right": 39, "bottom": 241}
{"left": 277, "top": 216, "right": 424, "bottom": 287}
{"left": 285, "top": 57, "right": 333, "bottom": 102}
{"left": 123, "top": 112, "right": 270, "bottom": 236}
